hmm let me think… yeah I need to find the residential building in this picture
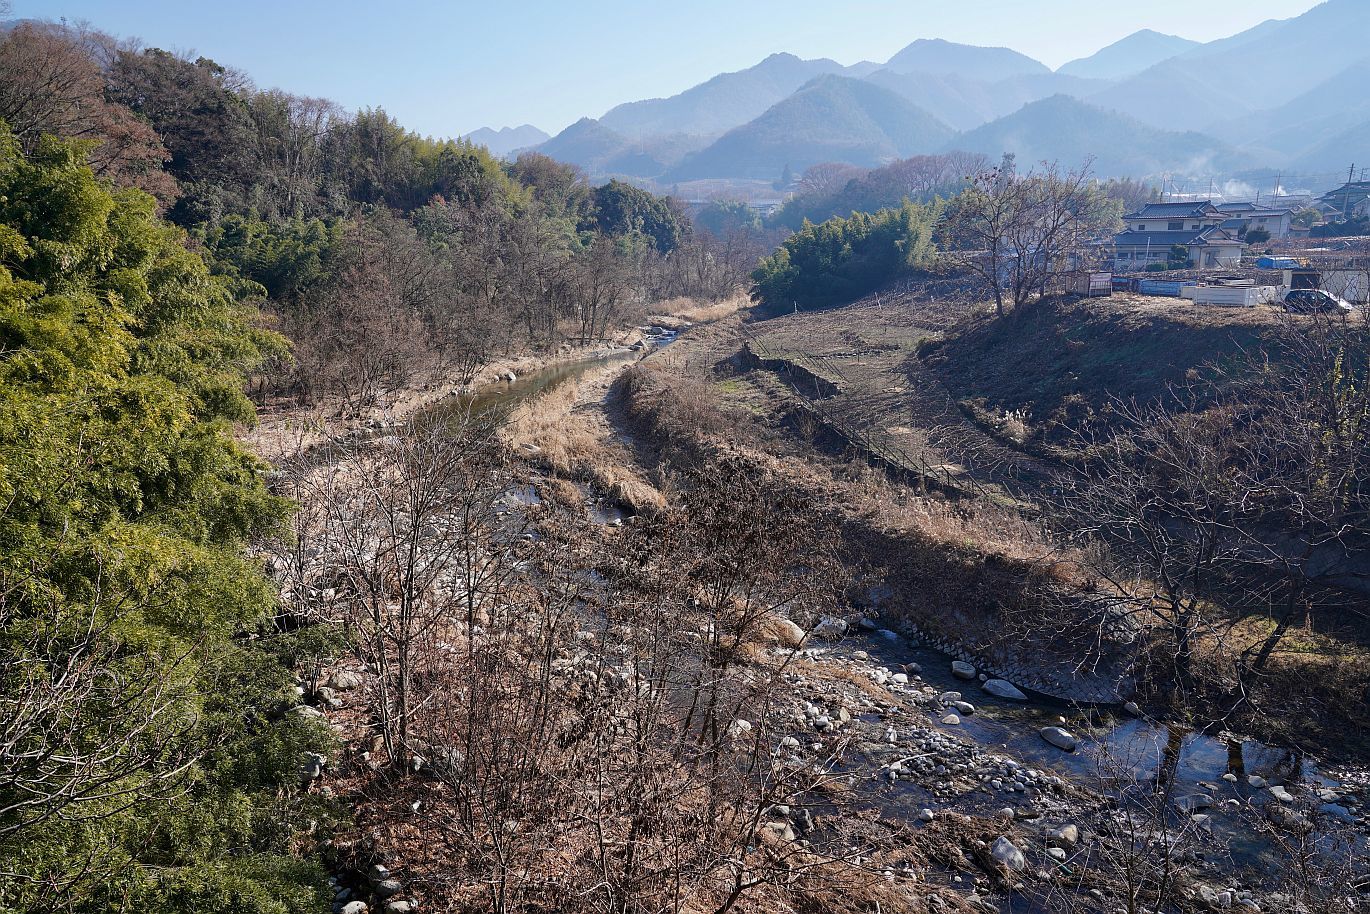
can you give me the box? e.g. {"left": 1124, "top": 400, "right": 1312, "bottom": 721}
{"left": 1318, "top": 180, "right": 1370, "bottom": 220}
{"left": 1113, "top": 202, "right": 1245, "bottom": 270}
{"left": 1216, "top": 202, "right": 1295, "bottom": 239}
{"left": 1122, "top": 201, "right": 1227, "bottom": 233}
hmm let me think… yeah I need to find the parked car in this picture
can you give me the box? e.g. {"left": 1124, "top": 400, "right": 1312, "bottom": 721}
{"left": 1282, "top": 288, "right": 1355, "bottom": 313}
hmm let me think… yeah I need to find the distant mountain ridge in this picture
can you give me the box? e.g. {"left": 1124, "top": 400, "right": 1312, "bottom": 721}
{"left": 461, "top": 124, "right": 549, "bottom": 157}
{"left": 884, "top": 38, "right": 1049, "bottom": 80}
{"left": 1058, "top": 29, "right": 1199, "bottom": 80}
{"left": 950, "top": 94, "right": 1246, "bottom": 179}
{"left": 525, "top": 1, "right": 1367, "bottom": 188}
{"left": 599, "top": 52, "right": 849, "bottom": 138}
{"left": 666, "top": 74, "right": 954, "bottom": 181}
{"left": 1091, "top": 0, "right": 1370, "bottom": 131}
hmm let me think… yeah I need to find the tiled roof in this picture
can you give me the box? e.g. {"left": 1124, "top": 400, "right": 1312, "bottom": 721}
{"left": 1125, "top": 201, "right": 1222, "bottom": 219}
{"left": 1114, "top": 227, "right": 1244, "bottom": 247}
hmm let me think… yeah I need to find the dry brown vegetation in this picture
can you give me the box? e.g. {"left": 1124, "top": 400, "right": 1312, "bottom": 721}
{"left": 501, "top": 363, "right": 666, "bottom": 514}
{"left": 651, "top": 292, "right": 752, "bottom": 326}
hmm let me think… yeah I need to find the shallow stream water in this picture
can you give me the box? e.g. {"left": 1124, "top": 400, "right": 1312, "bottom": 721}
{"left": 847, "top": 631, "right": 1368, "bottom": 876}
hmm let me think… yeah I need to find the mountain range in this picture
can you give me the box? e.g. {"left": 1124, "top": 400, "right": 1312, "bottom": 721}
{"left": 465, "top": 0, "right": 1368, "bottom": 191}
{"left": 460, "top": 124, "right": 549, "bottom": 157}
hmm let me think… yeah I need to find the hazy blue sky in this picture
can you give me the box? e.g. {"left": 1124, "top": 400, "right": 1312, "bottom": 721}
{"left": 20, "top": 0, "right": 1323, "bottom": 138}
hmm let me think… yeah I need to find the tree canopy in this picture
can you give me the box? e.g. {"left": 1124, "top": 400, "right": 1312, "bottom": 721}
{"left": 751, "top": 202, "right": 938, "bottom": 312}
{"left": 0, "top": 124, "right": 331, "bottom": 913}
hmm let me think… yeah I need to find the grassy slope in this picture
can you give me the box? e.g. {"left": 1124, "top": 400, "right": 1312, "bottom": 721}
{"left": 920, "top": 295, "right": 1279, "bottom": 443}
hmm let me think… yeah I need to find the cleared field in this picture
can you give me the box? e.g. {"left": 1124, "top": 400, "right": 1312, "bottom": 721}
{"left": 743, "top": 285, "right": 1051, "bottom": 497}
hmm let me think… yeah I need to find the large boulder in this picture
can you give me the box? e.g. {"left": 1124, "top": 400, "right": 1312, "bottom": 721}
{"left": 1039, "top": 726, "right": 1078, "bottom": 751}
{"left": 951, "top": 661, "right": 977, "bottom": 680}
{"left": 982, "top": 679, "right": 1028, "bottom": 701}
{"left": 991, "top": 836, "right": 1026, "bottom": 871}
{"left": 773, "top": 618, "right": 806, "bottom": 648}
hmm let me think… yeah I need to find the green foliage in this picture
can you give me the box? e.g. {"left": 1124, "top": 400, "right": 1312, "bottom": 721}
{"left": 772, "top": 155, "right": 981, "bottom": 230}
{"left": 1244, "top": 226, "right": 1271, "bottom": 245}
{"left": 1167, "top": 243, "right": 1193, "bottom": 268}
{"left": 0, "top": 125, "right": 328, "bottom": 913}
{"left": 590, "top": 179, "right": 683, "bottom": 252}
{"left": 196, "top": 214, "right": 344, "bottom": 302}
{"left": 695, "top": 199, "right": 761, "bottom": 238}
{"left": 1292, "top": 207, "right": 1321, "bottom": 228}
{"left": 750, "top": 201, "right": 938, "bottom": 311}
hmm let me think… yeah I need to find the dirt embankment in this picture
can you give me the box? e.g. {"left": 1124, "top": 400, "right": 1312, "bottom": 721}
{"left": 615, "top": 332, "right": 1136, "bottom": 704}
{"left": 919, "top": 295, "right": 1285, "bottom": 448}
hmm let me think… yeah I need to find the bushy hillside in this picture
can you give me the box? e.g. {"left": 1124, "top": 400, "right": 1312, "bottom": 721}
{"left": 668, "top": 75, "right": 954, "bottom": 181}
{"left": 949, "top": 94, "right": 1245, "bottom": 178}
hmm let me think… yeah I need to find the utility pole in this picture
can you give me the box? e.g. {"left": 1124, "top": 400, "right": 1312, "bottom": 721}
{"left": 1345, "top": 163, "right": 1357, "bottom": 218}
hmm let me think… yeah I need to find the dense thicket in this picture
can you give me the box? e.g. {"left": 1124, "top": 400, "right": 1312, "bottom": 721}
{"left": 751, "top": 202, "right": 938, "bottom": 312}
{"left": 0, "top": 126, "right": 331, "bottom": 912}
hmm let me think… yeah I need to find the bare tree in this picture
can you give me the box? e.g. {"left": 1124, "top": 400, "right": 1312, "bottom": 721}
{"left": 1050, "top": 311, "right": 1370, "bottom": 716}
{"left": 941, "top": 160, "right": 1120, "bottom": 316}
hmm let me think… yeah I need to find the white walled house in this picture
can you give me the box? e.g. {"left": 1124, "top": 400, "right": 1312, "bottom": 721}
{"left": 1217, "top": 202, "right": 1295, "bottom": 239}
{"left": 1113, "top": 203, "right": 1245, "bottom": 269}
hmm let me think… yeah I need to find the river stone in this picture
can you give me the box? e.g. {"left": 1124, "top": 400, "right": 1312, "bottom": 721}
{"left": 952, "top": 661, "right": 977, "bottom": 680}
{"left": 385, "top": 903, "right": 414, "bottom": 914}
{"left": 918, "top": 808, "right": 935, "bottom": 822}
{"left": 1048, "top": 823, "right": 1079, "bottom": 847}
{"left": 1039, "top": 727, "right": 1077, "bottom": 751}
{"left": 951, "top": 700, "right": 976, "bottom": 715}
{"left": 330, "top": 670, "right": 363, "bottom": 690}
{"left": 991, "top": 836, "right": 1026, "bottom": 871}
{"left": 941, "top": 713, "right": 961, "bottom": 726}
{"left": 813, "top": 617, "right": 848, "bottom": 639}
{"left": 1269, "top": 785, "right": 1295, "bottom": 803}
{"left": 374, "top": 879, "right": 403, "bottom": 898}
{"left": 341, "top": 903, "right": 368, "bottom": 914}
{"left": 1247, "top": 775, "right": 1268, "bottom": 788}
{"left": 1176, "top": 794, "right": 1213, "bottom": 813}
{"left": 1123, "top": 700, "right": 1141, "bottom": 716}
{"left": 1047, "top": 847, "right": 1067, "bottom": 861}
{"left": 982, "top": 679, "right": 1028, "bottom": 701}
{"left": 771, "top": 618, "right": 806, "bottom": 647}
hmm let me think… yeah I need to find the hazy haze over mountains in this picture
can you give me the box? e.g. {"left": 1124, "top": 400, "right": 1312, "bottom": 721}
{"left": 461, "top": 0, "right": 1367, "bottom": 190}
{"left": 666, "top": 75, "right": 954, "bottom": 181}
{"left": 1056, "top": 29, "right": 1200, "bottom": 80}
{"left": 461, "top": 124, "right": 550, "bottom": 157}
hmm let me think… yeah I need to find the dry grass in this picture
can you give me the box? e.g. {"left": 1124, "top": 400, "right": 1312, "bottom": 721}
{"left": 501, "top": 369, "right": 666, "bottom": 514}
{"left": 651, "top": 293, "right": 751, "bottom": 326}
